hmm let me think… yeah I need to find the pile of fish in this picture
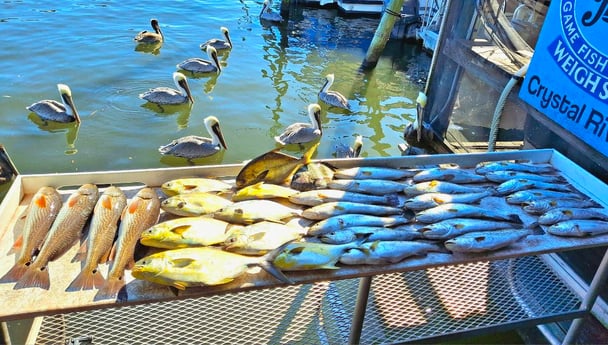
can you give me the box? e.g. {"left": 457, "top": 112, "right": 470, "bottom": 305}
{"left": 3, "top": 149, "right": 608, "bottom": 297}
{"left": 0, "top": 184, "right": 161, "bottom": 301}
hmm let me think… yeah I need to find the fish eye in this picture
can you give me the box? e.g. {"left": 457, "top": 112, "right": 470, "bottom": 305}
{"left": 177, "top": 201, "right": 185, "bottom": 209}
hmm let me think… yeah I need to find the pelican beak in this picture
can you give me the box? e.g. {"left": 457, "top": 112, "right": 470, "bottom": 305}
{"left": 209, "top": 47, "right": 221, "bottom": 73}
{"left": 178, "top": 78, "right": 194, "bottom": 103}
{"left": 212, "top": 122, "right": 228, "bottom": 150}
{"left": 61, "top": 92, "right": 81, "bottom": 123}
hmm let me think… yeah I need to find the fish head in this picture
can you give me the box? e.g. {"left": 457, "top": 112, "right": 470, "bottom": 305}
{"left": 223, "top": 229, "right": 248, "bottom": 250}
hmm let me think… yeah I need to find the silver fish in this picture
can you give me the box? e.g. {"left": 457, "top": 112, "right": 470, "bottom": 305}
{"left": 213, "top": 200, "right": 301, "bottom": 225}
{"left": 415, "top": 203, "right": 522, "bottom": 224}
{"left": 320, "top": 224, "right": 424, "bottom": 244}
{"left": 522, "top": 198, "right": 600, "bottom": 214}
{"left": 333, "top": 166, "right": 419, "bottom": 180}
{"left": 538, "top": 208, "right": 608, "bottom": 225}
{"left": 475, "top": 161, "right": 555, "bottom": 174}
{"left": 403, "top": 180, "right": 491, "bottom": 196}
{"left": 307, "top": 214, "right": 412, "bottom": 236}
{"left": 445, "top": 229, "right": 531, "bottom": 253}
{"left": 403, "top": 191, "right": 492, "bottom": 211}
{"left": 495, "top": 178, "right": 572, "bottom": 195}
{"left": 328, "top": 179, "right": 405, "bottom": 195}
{"left": 484, "top": 171, "right": 565, "bottom": 183}
{"left": 339, "top": 240, "right": 445, "bottom": 265}
{"left": 420, "top": 218, "right": 520, "bottom": 240}
{"left": 412, "top": 167, "right": 486, "bottom": 183}
{"left": 272, "top": 240, "right": 363, "bottom": 271}
{"left": 288, "top": 189, "right": 399, "bottom": 207}
{"left": 546, "top": 220, "right": 608, "bottom": 237}
{"left": 506, "top": 189, "right": 585, "bottom": 204}
{"left": 302, "top": 201, "right": 403, "bottom": 220}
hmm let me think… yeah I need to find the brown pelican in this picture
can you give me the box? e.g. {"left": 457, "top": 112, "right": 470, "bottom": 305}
{"left": 26, "top": 84, "right": 81, "bottom": 123}
{"left": 176, "top": 46, "right": 221, "bottom": 74}
{"left": 134, "top": 19, "right": 163, "bottom": 44}
{"left": 404, "top": 91, "right": 427, "bottom": 144}
{"left": 159, "top": 116, "right": 227, "bottom": 159}
{"left": 334, "top": 135, "right": 363, "bottom": 158}
{"left": 260, "top": 0, "right": 284, "bottom": 23}
{"left": 318, "top": 73, "right": 351, "bottom": 111}
{"left": 200, "top": 27, "right": 232, "bottom": 52}
{"left": 139, "top": 72, "right": 194, "bottom": 105}
{"left": 274, "top": 103, "right": 322, "bottom": 145}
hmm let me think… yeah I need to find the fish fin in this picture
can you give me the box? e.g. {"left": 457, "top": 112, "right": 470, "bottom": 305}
{"left": 171, "top": 258, "right": 197, "bottom": 268}
{"left": 431, "top": 196, "right": 447, "bottom": 204}
{"left": 507, "top": 214, "right": 523, "bottom": 224}
{"left": 71, "top": 240, "right": 88, "bottom": 262}
{"left": 14, "top": 266, "right": 51, "bottom": 290}
{"left": 99, "top": 246, "right": 113, "bottom": 264}
{"left": 386, "top": 193, "right": 400, "bottom": 207}
{"left": 474, "top": 236, "right": 486, "bottom": 242}
{"left": 10, "top": 234, "right": 23, "bottom": 251}
{"left": 0, "top": 262, "right": 29, "bottom": 283}
{"left": 251, "top": 232, "right": 267, "bottom": 241}
{"left": 442, "top": 174, "right": 456, "bottom": 181}
{"left": 258, "top": 244, "right": 294, "bottom": 285}
{"left": 172, "top": 281, "right": 188, "bottom": 290}
{"left": 95, "top": 277, "right": 125, "bottom": 301}
{"left": 251, "top": 170, "right": 270, "bottom": 185}
{"left": 288, "top": 246, "right": 305, "bottom": 255}
{"left": 107, "top": 242, "right": 118, "bottom": 263}
{"left": 171, "top": 225, "right": 192, "bottom": 236}
{"left": 301, "top": 142, "right": 320, "bottom": 165}
{"left": 66, "top": 267, "right": 105, "bottom": 291}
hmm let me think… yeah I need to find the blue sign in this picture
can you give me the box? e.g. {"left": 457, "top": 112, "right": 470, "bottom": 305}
{"left": 519, "top": 0, "right": 608, "bottom": 157}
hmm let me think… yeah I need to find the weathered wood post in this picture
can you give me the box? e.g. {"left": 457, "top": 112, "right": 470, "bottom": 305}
{"left": 361, "top": 0, "right": 405, "bottom": 70}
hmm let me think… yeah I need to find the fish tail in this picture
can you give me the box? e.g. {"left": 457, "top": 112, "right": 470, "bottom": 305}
{"left": 94, "top": 277, "right": 125, "bottom": 301}
{"left": 258, "top": 243, "right": 295, "bottom": 285}
{"left": 14, "top": 265, "right": 51, "bottom": 290}
{"left": 301, "top": 142, "right": 320, "bottom": 164}
{"left": 66, "top": 267, "right": 105, "bottom": 291}
{"left": 0, "top": 261, "right": 29, "bottom": 283}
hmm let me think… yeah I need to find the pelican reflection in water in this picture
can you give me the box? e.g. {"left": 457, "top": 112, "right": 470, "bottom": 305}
{"left": 139, "top": 72, "right": 194, "bottom": 105}
{"left": 159, "top": 115, "right": 227, "bottom": 160}
{"left": 274, "top": 103, "right": 322, "bottom": 146}
{"left": 260, "top": 0, "right": 284, "bottom": 23}
{"left": 27, "top": 84, "right": 81, "bottom": 123}
{"left": 200, "top": 27, "right": 232, "bottom": 52}
{"left": 134, "top": 18, "right": 163, "bottom": 44}
{"left": 318, "top": 73, "right": 351, "bottom": 111}
{"left": 177, "top": 46, "right": 221, "bottom": 74}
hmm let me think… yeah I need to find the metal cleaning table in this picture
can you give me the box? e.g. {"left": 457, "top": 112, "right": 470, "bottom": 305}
{"left": 1, "top": 149, "right": 607, "bottom": 344}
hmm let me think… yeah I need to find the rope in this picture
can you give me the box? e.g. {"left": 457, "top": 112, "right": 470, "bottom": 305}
{"left": 384, "top": 7, "right": 402, "bottom": 18}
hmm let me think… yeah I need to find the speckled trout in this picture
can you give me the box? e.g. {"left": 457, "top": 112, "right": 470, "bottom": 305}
{"left": 1, "top": 186, "right": 62, "bottom": 283}
{"left": 14, "top": 184, "right": 99, "bottom": 290}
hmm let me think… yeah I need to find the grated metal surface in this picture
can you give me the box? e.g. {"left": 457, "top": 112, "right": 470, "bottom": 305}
{"left": 35, "top": 256, "right": 582, "bottom": 345}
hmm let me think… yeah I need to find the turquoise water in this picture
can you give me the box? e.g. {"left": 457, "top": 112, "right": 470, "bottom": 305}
{"left": 0, "top": 0, "right": 430, "bottom": 174}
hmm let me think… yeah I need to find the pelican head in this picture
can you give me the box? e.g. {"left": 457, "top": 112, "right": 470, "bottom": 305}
{"left": 220, "top": 26, "right": 232, "bottom": 48}
{"left": 173, "top": 72, "right": 194, "bottom": 104}
{"left": 57, "top": 84, "right": 81, "bottom": 123}
{"left": 415, "top": 91, "right": 427, "bottom": 142}
{"left": 205, "top": 115, "right": 227, "bottom": 150}
{"left": 134, "top": 18, "right": 164, "bottom": 44}
{"left": 206, "top": 45, "right": 222, "bottom": 73}
{"left": 308, "top": 103, "right": 322, "bottom": 130}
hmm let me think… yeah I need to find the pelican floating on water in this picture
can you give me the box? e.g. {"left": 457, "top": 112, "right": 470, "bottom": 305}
{"left": 177, "top": 46, "right": 221, "bottom": 74}
{"left": 318, "top": 73, "right": 351, "bottom": 111}
{"left": 134, "top": 19, "right": 163, "bottom": 44}
{"left": 139, "top": 72, "right": 194, "bottom": 105}
{"left": 260, "top": 0, "right": 284, "bottom": 23}
{"left": 334, "top": 135, "right": 363, "bottom": 158}
{"left": 274, "top": 103, "right": 322, "bottom": 145}
{"left": 26, "top": 84, "right": 81, "bottom": 123}
{"left": 200, "top": 27, "right": 232, "bottom": 52}
{"left": 159, "top": 116, "right": 227, "bottom": 159}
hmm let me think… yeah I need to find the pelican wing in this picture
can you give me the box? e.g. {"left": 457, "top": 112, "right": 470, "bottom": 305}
{"left": 159, "top": 136, "right": 218, "bottom": 159}
{"left": 140, "top": 87, "right": 187, "bottom": 105}
{"left": 275, "top": 123, "right": 320, "bottom": 145}
{"left": 26, "top": 100, "right": 73, "bottom": 122}
{"left": 177, "top": 58, "right": 218, "bottom": 74}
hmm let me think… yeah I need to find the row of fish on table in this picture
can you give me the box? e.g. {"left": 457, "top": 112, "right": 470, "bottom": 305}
{"left": 2, "top": 142, "right": 608, "bottom": 297}
{"left": 25, "top": 1, "right": 357, "bottom": 161}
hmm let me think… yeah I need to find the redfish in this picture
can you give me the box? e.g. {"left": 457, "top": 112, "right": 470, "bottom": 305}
{"left": 66, "top": 186, "right": 127, "bottom": 291}
{"left": 95, "top": 187, "right": 160, "bottom": 300}
{"left": 14, "top": 184, "right": 99, "bottom": 290}
{"left": 1, "top": 186, "right": 62, "bottom": 283}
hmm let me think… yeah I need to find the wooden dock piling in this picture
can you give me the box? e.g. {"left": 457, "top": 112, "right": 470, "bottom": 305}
{"left": 361, "top": 0, "right": 406, "bottom": 70}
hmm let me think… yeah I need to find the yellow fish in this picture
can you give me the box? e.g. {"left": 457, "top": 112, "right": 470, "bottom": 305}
{"left": 141, "top": 216, "right": 238, "bottom": 249}
{"left": 161, "top": 177, "right": 232, "bottom": 196}
{"left": 161, "top": 192, "right": 233, "bottom": 217}
{"left": 231, "top": 182, "right": 298, "bottom": 202}
{"left": 235, "top": 142, "right": 319, "bottom": 188}
{"left": 132, "top": 246, "right": 290, "bottom": 289}
{"left": 223, "top": 221, "right": 303, "bottom": 255}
